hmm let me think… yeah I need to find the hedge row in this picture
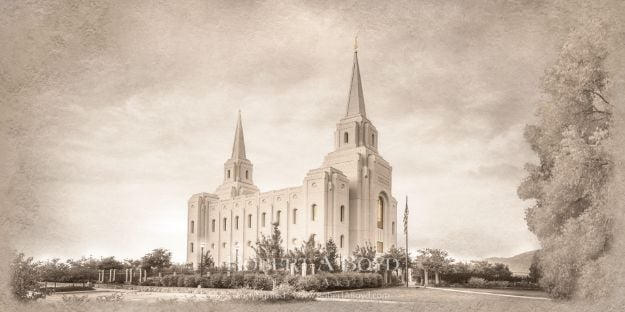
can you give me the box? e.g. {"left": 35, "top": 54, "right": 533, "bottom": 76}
{"left": 137, "top": 272, "right": 387, "bottom": 291}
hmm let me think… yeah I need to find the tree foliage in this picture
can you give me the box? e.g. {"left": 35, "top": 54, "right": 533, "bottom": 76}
{"left": 351, "top": 242, "right": 377, "bottom": 271}
{"left": 518, "top": 22, "right": 613, "bottom": 299}
{"left": 11, "top": 253, "right": 41, "bottom": 301}
{"left": 380, "top": 245, "right": 411, "bottom": 271}
{"left": 417, "top": 248, "right": 454, "bottom": 273}
{"left": 141, "top": 248, "right": 173, "bottom": 274}
{"left": 252, "top": 222, "right": 286, "bottom": 270}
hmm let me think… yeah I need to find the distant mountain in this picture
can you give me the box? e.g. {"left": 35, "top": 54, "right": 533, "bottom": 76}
{"left": 485, "top": 250, "right": 538, "bottom": 275}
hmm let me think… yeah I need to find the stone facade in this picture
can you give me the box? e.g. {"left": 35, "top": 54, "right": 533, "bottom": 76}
{"left": 187, "top": 50, "right": 397, "bottom": 269}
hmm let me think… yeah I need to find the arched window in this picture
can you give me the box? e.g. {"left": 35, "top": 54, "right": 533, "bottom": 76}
{"left": 377, "top": 196, "right": 384, "bottom": 229}
{"left": 190, "top": 220, "right": 195, "bottom": 233}
{"left": 392, "top": 221, "right": 396, "bottom": 234}
{"left": 223, "top": 218, "right": 227, "bottom": 231}
{"left": 190, "top": 242, "right": 194, "bottom": 253}
{"left": 340, "top": 205, "right": 345, "bottom": 223}
{"left": 372, "top": 133, "right": 375, "bottom": 145}
{"left": 261, "top": 212, "right": 266, "bottom": 227}
{"left": 276, "top": 210, "right": 281, "bottom": 225}
{"left": 344, "top": 132, "right": 349, "bottom": 143}
{"left": 211, "top": 219, "right": 216, "bottom": 232}
{"left": 340, "top": 235, "right": 344, "bottom": 248}
{"left": 293, "top": 209, "right": 297, "bottom": 224}
{"left": 223, "top": 242, "right": 227, "bottom": 248}
{"left": 248, "top": 214, "right": 252, "bottom": 228}
{"left": 235, "top": 216, "right": 239, "bottom": 230}
{"left": 311, "top": 204, "right": 317, "bottom": 221}
{"left": 227, "top": 169, "right": 231, "bottom": 179}
{"left": 245, "top": 170, "right": 249, "bottom": 180}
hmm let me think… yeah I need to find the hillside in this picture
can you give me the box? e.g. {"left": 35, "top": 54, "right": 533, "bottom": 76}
{"left": 485, "top": 250, "right": 538, "bottom": 275}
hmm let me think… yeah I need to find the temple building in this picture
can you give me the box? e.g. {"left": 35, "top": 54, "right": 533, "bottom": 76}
{"left": 187, "top": 49, "right": 397, "bottom": 269}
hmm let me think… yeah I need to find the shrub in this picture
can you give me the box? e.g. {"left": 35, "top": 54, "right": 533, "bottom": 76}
{"left": 467, "top": 277, "right": 487, "bottom": 288}
{"left": 199, "top": 276, "right": 213, "bottom": 288}
{"left": 231, "top": 272, "right": 245, "bottom": 288}
{"left": 252, "top": 274, "right": 273, "bottom": 290}
{"left": 176, "top": 275, "right": 185, "bottom": 287}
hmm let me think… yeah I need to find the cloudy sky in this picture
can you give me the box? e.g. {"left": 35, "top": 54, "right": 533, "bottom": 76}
{"left": 2, "top": 0, "right": 619, "bottom": 263}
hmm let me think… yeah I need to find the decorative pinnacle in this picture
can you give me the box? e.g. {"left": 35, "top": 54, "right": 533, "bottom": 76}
{"left": 354, "top": 35, "right": 358, "bottom": 52}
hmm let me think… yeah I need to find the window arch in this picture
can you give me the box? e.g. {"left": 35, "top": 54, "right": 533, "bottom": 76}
{"left": 311, "top": 204, "right": 317, "bottom": 221}
{"left": 211, "top": 219, "right": 216, "bottom": 232}
{"left": 190, "top": 220, "right": 195, "bottom": 233}
{"left": 261, "top": 212, "right": 266, "bottom": 227}
{"left": 223, "top": 218, "right": 227, "bottom": 231}
{"left": 245, "top": 170, "right": 249, "bottom": 180}
{"left": 276, "top": 210, "right": 281, "bottom": 225}
{"left": 227, "top": 169, "right": 231, "bottom": 179}
{"left": 344, "top": 132, "right": 349, "bottom": 144}
{"left": 235, "top": 216, "right": 239, "bottom": 230}
{"left": 190, "top": 242, "right": 194, "bottom": 253}
{"left": 340, "top": 205, "right": 345, "bottom": 223}
{"left": 377, "top": 196, "right": 384, "bottom": 229}
{"left": 340, "top": 235, "right": 344, "bottom": 248}
{"left": 392, "top": 221, "right": 396, "bottom": 234}
{"left": 372, "top": 133, "right": 376, "bottom": 145}
{"left": 293, "top": 209, "right": 297, "bottom": 224}
{"left": 248, "top": 214, "right": 252, "bottom": 228}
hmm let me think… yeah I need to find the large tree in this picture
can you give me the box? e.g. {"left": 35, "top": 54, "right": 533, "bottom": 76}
{"left": 141, "top": 248, "right": 173, "bottom": 274}
{"left": 11, "top": 253, "right": 41, "bottom": 301}
{"left": 287, "top": 235, "right": 326, "bottom": 273}
{"left": 418, "top": 248, "right": 453, "bottom": 285}
{"left": 518, "top": 22, "right": 613, "bottom": 299}
{"left": 252, "top": 222, "right": 286, "bottom": 270}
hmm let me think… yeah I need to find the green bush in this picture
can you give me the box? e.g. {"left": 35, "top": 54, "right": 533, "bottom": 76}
{"left": 251, "top": 274, "right": 273, "bottom": 290}
{"left": 467, "top": 277, "right": 487, "bottom": 288}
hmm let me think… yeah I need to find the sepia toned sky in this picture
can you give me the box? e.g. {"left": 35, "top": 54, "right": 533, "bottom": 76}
{"left": 2, "top": 0, "right": 621, "bottom": 263}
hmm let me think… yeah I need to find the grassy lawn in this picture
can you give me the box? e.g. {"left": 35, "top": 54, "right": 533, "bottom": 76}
{"left": 23, "top": 286, "right": 613, "bottom": 312}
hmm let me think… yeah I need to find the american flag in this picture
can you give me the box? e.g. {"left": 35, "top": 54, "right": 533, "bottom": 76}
{"left": 403, "top": 196, "right": 408, "bottom": 235}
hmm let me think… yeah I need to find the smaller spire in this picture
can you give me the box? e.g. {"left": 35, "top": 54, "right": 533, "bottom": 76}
{"left": 354, "top": 35, "right": 358, "bottom": 52}
{"left": 231, "top": 110, "right": 247, "bottom": 160}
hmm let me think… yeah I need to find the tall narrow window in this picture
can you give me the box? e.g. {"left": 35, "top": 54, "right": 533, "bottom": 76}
{"left": 190, "top": 220, "right": 195, "bottom": 233}
{"left": 392, "top": 222, "right": 396, "bottom": 234}
{"left": 245, "top": 170, "right": 249, "bottom": 180}
{"left": 340, "top": 235, "right": 344, "bottom": 248}
{"left": 293, "top": 209, "right": 297, "bottom": 224}
{"left": 276, "top": 210, "right": 281, "bottom": 225}
{"left": 376, "top": 241, "right": 384, "bottom": 253}
{"left": 372, "top": 134, "right": 375, "bottom": 145}
{"left": 340, "top": 205, "right": 345, "bottom": 223}
{"left": 211, "top": 219, "right": 216, "bottom": 232}
{"left": 261, "top": 212, "right": 266, "bottom": 227}
{"left": 377, "top": 196, "right": 384, "bottom": 229}
{"left": 344, "top": 132, "right": 349, "bottom": 143}
{"left": 223, "top": 218, "right": 227, "bottom": 231}
{"left": 248, "top": 214, "right": 252, "bottom": 228}
{"left": 311, "top": 204, "right": 317, "bottom": 221}
{"left": 235, "top": 216, "right": 239, "bottom": 230}
{"left": 190, "top": 242, "right": 194, "bottom": 253}
{"left": 227, "top": 169, "right": 231, "bottom": 179}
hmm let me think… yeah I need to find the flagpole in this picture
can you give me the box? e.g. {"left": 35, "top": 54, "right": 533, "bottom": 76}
{"left": 405, "top": 195, "right": 409, "bottom": 287}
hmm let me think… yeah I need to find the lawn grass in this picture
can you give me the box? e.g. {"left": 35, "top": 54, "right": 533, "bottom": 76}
{"left": 9, "top": 286, "right": 622, "bottom": 312}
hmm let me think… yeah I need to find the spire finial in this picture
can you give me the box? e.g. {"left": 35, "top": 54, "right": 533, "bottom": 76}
{"left": 354, "top": 35, "right": 358, "bottom": 52}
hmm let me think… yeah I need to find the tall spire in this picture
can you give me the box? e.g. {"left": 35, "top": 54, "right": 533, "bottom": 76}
{"left": 231, "top": 110, "right": 246, "bottom": 159}
{"left": 345, "top": 48, "right": 367, "bottom": 118}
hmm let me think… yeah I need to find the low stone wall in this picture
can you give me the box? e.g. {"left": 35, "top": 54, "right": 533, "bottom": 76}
{"left": 94, "top": 283, "right": 244, "bottom": 295}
